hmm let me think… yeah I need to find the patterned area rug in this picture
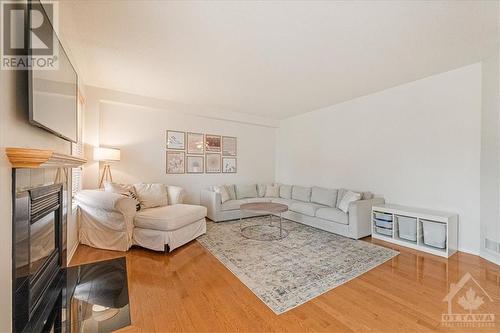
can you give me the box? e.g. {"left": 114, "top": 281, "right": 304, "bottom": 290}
{"left": 197, "top": 217, "right": 398, "bottom": 314}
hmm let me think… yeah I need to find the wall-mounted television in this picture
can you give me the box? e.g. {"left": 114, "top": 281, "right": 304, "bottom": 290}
{"left": 28, "top": 1, "right": 78, "bottom": 143}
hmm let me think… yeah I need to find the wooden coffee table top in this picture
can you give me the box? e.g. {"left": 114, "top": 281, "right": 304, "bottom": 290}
{"left": 240, "top": 202, "right": 288, "bottom": 213}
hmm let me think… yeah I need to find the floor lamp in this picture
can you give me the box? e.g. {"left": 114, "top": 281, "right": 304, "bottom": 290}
{"left": 94, "top": 147, "right": 121, "bottom": 188}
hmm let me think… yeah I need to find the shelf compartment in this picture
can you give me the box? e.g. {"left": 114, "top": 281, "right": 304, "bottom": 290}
{"left": 421, "top": 219, "right": 447, "bottom": 249}
{"left": 373, "top": 211, "right": 393, "bottom": 221}
{"left": 375, "top": 226, "right": 393, "bottom": 237}
{"left": 371, "top": 203, "right": 458, "bottom": 258}
{"left": 373, "top": 218, "right": 393, "bottom": 229}
{"left": 395, "top": 215, "right": 417, "bottom": 242}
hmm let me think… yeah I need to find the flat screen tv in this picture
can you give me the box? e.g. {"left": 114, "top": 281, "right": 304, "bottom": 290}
{"left": 28, "top": 2, "right": 78, "bottom": 143}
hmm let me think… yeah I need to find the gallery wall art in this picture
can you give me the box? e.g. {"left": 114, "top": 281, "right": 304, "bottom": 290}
{"left": 205, "top": 134, "right": 221, "bottom": 152}
{"left": 187, "top": 155, "right": 204, "bottom": 173}
{"left": 165, "top": 130, "right": 237, "bottom": 174}
{"left": 222, "top": 157, "right": 237, "bottom": 173}
{"left": 166, "top": 151, "right": 185, "bottom": 174}
{"left": 166, "top": 130, "right": 186, "bottom": 150}
{"left": 206, "top": 153, "right": 221, "bottom": 173}
{"left": 187, "top": 132, "right": 204, "bottom": 154}
{"left": 222, "top": 136, "right": 237, "bottom": 156}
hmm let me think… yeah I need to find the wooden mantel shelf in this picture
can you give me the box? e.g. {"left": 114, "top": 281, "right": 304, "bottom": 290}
{"left": 6, "top": 147, "right": 87, "bottom": 168}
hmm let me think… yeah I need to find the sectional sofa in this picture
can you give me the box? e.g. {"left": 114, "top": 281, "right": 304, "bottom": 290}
{"left": 201, "top": 184, "right": 384, "bottom": 239}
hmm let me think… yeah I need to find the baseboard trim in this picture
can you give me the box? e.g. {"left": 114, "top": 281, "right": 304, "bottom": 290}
{"left": 480, "top": 250, "right": 500, "bottom": 266}
{"left": 67, "top": 241, "right": 79, "bottom": 264}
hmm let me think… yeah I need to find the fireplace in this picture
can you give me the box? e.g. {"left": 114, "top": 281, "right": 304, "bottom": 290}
{"left": 13, "top": 173, "right": 66, "bottom": 333}
{"left": 6, "top": 147, "right": 87, "bottom": 333}
{"left": 28, "top": 184, "right": 63, "bottom": 316}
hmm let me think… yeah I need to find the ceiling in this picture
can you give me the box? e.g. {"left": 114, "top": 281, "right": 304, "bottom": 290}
{"left": 59, "top": 0, "right": 498, "bottom": 120}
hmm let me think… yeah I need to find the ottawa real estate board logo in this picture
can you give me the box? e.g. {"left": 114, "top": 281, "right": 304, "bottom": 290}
{"left": 441, "top": 272, "right": 495, "bottom": 328}
{"left": 1, "top": 1, "right": 59, "bottom": 70}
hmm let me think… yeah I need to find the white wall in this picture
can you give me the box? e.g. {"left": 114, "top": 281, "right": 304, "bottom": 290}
{"left": 0, "top": 68, "right": 72, "bottom": 333}
{"left": 84, "top": 87, "right": 276, "bottom": 204}
{"left": 276, "top": 64, "right": 482, "bottom": 254}
{"left": 480, "top": 49, "right": 500, "bottom": 265}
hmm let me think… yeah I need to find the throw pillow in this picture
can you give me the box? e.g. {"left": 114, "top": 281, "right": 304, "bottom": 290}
{"left": 235, "top": 184, "right": 258, "bottom": 199}
{"left": 104, "top": 182, "right": 140, "bottom": 211}
{"left": 279, "top": 185, "right": 292, "bottom": 199}
{"left": 213, "top": 185, "right": 231, "bottom": 203}
{"left": 134, "top": 183, "right": 168, "bottom": 209}
{"left": 337, "top": 190, "right": 362, "bottom": 213}
{"left": 257, "top": 184, "right": 267, "bottom": 198}
{"left": 336, "top": 188, "right": 347, "bottom": 208}
{"left": 264, "top": 184, "right": 280, "bottom": 198}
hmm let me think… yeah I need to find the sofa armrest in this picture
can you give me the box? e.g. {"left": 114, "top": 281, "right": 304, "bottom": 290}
{"left": 200, "top": 189, "right": 221, "bottom": 221}
{"left": 76, "top": 190, "right": 137, "bottom": 216}
{"left": 167, "top": 185, "right": 185, "bottom": 205}
{"left": 348, "top": 197, "right": 385, "bottom": 239}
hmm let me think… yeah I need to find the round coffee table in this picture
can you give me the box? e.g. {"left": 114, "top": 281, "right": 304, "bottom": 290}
{"left": 239, "top": 202, "right": 289, "bottom": 241}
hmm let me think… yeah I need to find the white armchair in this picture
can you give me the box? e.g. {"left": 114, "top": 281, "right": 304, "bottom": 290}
{"left": 76, "top": 190, "right": 137, "bottom": 251}
{"left": 76, "top": 184, "right": 207, "bottom": 252}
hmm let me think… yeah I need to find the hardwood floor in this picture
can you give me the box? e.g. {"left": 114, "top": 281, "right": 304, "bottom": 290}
{"left": 70, "top": 238, "right": 500, "bottom": 333}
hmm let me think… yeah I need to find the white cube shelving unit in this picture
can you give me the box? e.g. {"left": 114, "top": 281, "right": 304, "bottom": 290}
{"left": 371, "top": 203, "right": 458, "bottom": 258}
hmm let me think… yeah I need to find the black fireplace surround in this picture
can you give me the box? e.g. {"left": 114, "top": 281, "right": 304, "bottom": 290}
{"left": 12, "top": 174, "right": 66, "bottom": 333}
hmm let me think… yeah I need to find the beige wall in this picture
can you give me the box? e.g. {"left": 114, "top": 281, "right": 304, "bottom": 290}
{"left": 276, "top": 64, "right": 482, "bottom": 254}
{"left": 0, "top": 68, "right": 71, "bottom": 333}
{"left": 82, "top": 87, "right": 277, "bottom": 204}
{"left": 84, "top": 88, "right": 276, "bottom": 203}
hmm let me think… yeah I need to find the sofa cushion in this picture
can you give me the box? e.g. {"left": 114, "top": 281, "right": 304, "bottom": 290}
{"left": 337, "top": 190, "right": 362, "bottom": 213}
{"left": 134, "top": 183, "right": 168, "bottom": 209}
{"left": 257, "top": 184, "right": 268, "bottom": 197}
{"left": 311, "top": 186, "right": 337, "bottom": 207}
{"left": 213, "top": 185, "right": 230, "bottom": 203}
{"left": 264, "top": 184, "right": 280, "bottom": 197}
{"left": 270, "top": 198, "right": 294, "bottom": 207}
{"left": 166, "top": 185, "right": 185, "bottom": 205}
{"left": 315, "top": 207, "right": 348, "bottom": 225}
{"left": 225, "top": 185, "right": 236, "bottom": 200}
{"left": 292, "top": 186, "right": 312, "bottom": 202}
{"left": 221, "top": 199, "right": 248, "bottom": 211}
{"left": 134, "top": 204, "right": 206, "bottom": 231}
{"left": 279, "top": 185, "right": 292, "bottom": 199}
{"left": 289, "top": 201, "right": 324, "bottom": 217}
{"left": 236, "top": 184, "right": 258, "bottom": 199}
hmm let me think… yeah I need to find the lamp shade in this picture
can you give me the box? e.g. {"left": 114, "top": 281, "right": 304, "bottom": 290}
{"left": 94, "top": 147, "right": 121, "bottom": 162}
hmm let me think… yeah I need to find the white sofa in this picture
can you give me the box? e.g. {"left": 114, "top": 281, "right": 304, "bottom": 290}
{"left": 76, "top": 185, "right": 207, "bottom": 252}
{"left": 201, "top": 184, "right": 384, "bottom": 239}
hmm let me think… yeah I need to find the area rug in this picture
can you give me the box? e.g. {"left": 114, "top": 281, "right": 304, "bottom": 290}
{"left": 197, "top": 217, "right": 398, "bottom": 314}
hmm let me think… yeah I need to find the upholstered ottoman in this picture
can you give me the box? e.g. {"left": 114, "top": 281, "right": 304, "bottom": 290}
{"left": 133, "top": 204, "right": 207, "bottom": 252}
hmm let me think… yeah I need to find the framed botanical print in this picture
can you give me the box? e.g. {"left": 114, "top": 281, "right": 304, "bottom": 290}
{"left": 166, "top": 151, "right": 185, "bottom": 174}
{"left": 222, "top": 136, "right": 237, "bottom": 156}
{"left": 186, "top": 155, "right": 204, "bottom": 173}
{"left": 205, "top": 134, "right": 221, "bottom": 152}
{"left": 205, "top": 153, "right": 221, "bottom": 173}
{"left": 187, "top": 132, "right": 204, "bottom": 154}
{"left": 166, "top": 130, "right": 185, "bottom": 150}
{"left": 222, "top": 157, "right": 237, "bottom": 173}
